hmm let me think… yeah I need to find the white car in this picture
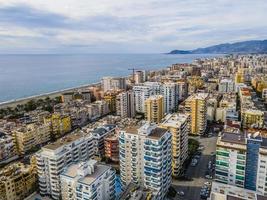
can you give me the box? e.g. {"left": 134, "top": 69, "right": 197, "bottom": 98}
{"left": 205, "top": 175, "right": 212, "bottom": 179}
{"left": 177, "top": 191, "right": 185, "bottom": 196}
{"left": 204, "top": 182, "right": 211, "bottom": 186}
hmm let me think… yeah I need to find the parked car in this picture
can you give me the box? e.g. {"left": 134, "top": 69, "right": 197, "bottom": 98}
{"left": 177, "top": 191, "right": 185, "bottom": 196}
{"left": 205, "top": 175, "right": 213, "bottom": 179}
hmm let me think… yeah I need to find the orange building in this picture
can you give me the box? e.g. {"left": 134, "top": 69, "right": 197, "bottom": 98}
{"left": 104, "top": 134, "right": 119, "bottom": 162}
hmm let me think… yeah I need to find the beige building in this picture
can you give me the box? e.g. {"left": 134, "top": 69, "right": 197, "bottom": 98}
{"left": 12, "top": 123, "right": 51, "bottom": 155}
{"left": 160, "top": 113, "right": 190, "bottom": 177}
{"left": 0, "top": 162, "right": 37, "bottom": 200}
{"left": 185, "top": 93, "right": 209, "bottom": 135}
{"left": 145, "top": 95, "right": 164, "bottom": 123}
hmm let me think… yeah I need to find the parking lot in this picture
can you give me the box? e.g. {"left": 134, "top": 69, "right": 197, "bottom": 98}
{"left": 172, "top": 133, "right": 218, "bottom": 200}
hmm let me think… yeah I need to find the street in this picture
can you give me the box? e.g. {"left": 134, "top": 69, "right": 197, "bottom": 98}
{"left": 172, "top": 134, "right": 218, "bottom": 200}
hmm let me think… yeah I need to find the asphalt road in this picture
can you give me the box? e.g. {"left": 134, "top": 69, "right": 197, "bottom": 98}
{"left": 172, "top": 134, "right": 218, "bottom": 200}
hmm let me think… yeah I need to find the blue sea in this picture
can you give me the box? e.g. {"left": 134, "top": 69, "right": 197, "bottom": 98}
{"left": 0, "top": 54, "right": 220, "bottom": 103}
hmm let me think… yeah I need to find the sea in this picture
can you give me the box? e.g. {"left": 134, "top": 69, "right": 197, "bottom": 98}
{"left": 0, "top": 54, "right": 221, "bottom": 103}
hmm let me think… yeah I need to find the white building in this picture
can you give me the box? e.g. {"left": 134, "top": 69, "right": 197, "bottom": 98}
{"left": 209, "top": 182, "right": 265, "bottom": 200}
{"left": 133, "top": 82, "right": 179, "bottom": 114}
{"left": 60, "top": 159, "right": 115, "bottom": 200}
{"left": 119, "top": 123, "right": 172, "bottom": 200}
{"left": 133, "top": 82, "right": 161, "bottom": 113}
{"left": 101, "top": 77, "right": 126, "bottom": 92}
{"left": 116, "top": 90, "right": 135, "bottom": 118}
{"left": 219, "top": 79, "right": 235, "bottom": 93}
{"left": 161, "top": 82, "right": 179, "bottom": 113}
{"left": 36, "top": 131, "right": 96, "bottom": 200}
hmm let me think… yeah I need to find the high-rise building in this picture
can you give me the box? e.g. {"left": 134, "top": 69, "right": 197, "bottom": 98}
{"left": 215, "top": 130, "right": 267, "bottom": 195}
{"left": 103, "top": 92, "right": 117, "bottom": 113}
{"left": 36, "top": 131, "right": 96, "bottom": 199}
{"left": 219, "top": 79, "right": 235, "bottom": 93}
{"left": 145, "top": 95, "right": 164, "bottom": 124}
{"left": 116, "top": 90, "right": 135, "bottom": 118}
{"left": 101, "top": 77, "right": 126, "bottom": 92}
{"left": 134, "top": 70, "right": 145, "bottom": 84}
{"left": 0, "top": 162, "right": 37, "bottom": 200}
{"left": 160, "top": 113, "right": 190, "bottom": 177}
{"left": 60, "top": 159, "right": 116, "bottom": 200}
{"left": 161, "top": 82, "right": 179, "bottom": 113}
{"left": 104, "top": 133, "right": 119, "bottom": 162}
{"left": 119, "top": 123, "right": 172, "bottom": 200}
{"left": 185, "top": 93, "right": 209, "bottom": 135}
{"left": 176, "top": 80, "right": 188, "bottom": 102}
{"left": 133, "top": 82, "right": 161, "bottom": 112}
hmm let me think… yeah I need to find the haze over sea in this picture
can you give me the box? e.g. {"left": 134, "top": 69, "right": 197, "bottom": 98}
{"left": 0, "top": 54, "right": 219, "bottom": 103}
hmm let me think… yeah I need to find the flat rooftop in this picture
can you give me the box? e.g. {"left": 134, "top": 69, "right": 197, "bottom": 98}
{"left": 161, "top": 113, "right": 189, "bottom": 127}
{"left": 61, "top": 162, "right": 110, "bottom": 186}
{"left": 148, "top": 127, "right": 167, "bottom": 139}
{"left": 124, "top": 126, "right": 139, "bottom": 135}
{"left": 221, "top": 132, "right": 246, "bottom": 145}
{"left": 43, "top": 131, "right": 84, "bottom": 150}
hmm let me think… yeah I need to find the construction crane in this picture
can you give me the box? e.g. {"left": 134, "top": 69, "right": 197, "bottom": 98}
{"left": 128, "top": 68, "right": 140, "bottom": 83}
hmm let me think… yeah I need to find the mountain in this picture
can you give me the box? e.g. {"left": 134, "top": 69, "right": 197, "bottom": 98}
{"left": 168, "top": 40, "right": 267, "bottom": 54}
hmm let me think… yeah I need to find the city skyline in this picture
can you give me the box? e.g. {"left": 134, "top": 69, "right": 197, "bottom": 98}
{"left": 0, "top": 0, "right": 267, "bottom": 53}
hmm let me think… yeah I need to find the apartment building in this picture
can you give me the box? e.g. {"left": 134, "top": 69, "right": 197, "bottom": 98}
{"left": 43, "top": 113, "right": 71, "bottom": 139}
{"left": 116, "top": 90, "right": 135, "bottom": 118}
{"left": 60, "top": 159, "right": 116, "bottom": 200}
{"left": 209, "top": 182, "right": 266, "bottom": 200}
{"left": 160, "top": 113, "right": 190, "bottom": 177}
{"left": 185, "top": 93, "right": 209, "bottom": 135}
{"left": 119, "top": 123, "right": 172, "bottom": 200}
{"left": 161, "top": 82, "right": 179, "bottom": 113}
{"left": 101, "top": 76, "right": 126, "bottom": 92}
{"left": 104, "top": 133, "right": 119, "bottom": 162}
{"left": 12, "top": 123, "right": 51, "bottom": 155}
{"left": 133, "top": 82, "right": 161, "bottom": 113}
{"left": 36, "top": 131, "right": 96, "bottom": 199}
{"left": 0, "top": 162, "right": 37, "bottom": 200}
{"left": 218, "top": 78, "right": 235, "bottom": 93}
{"left": 215, "top": 130, "right": 267, "bottom": 196}
{"left": 0, "top": 132, "right": 17, "bottom": 163}
{"left": 242, "top": 109, "right": 264, "bottom": 129}
{"left": 176, "top": 80, "right": 188, "bottom": 102}
{"left": 145, "top": 95, "right": 164, "bottom": 124}
{"left": 12, "top": 124, "right": 37, "bottom": 155}
{"left": 104, "top": 92, "right": 118, "bottom": 113}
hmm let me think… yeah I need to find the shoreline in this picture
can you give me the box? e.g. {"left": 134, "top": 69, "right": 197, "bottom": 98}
{"left": 0, "top": 82, "right": 100, "bottom": 109}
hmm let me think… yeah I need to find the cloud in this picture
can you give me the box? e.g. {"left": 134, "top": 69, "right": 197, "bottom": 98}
{"left": 0, "top": 0, "right": 266, "bottom": 53}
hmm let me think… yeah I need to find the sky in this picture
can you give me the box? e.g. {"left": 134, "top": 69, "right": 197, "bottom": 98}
{"left": 0, "top": 0, "right": 267, "bottom": 53}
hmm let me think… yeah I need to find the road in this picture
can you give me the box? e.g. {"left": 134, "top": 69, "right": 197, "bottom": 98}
{"left": 172, "top": 134, "right": 218, "bottom": 200}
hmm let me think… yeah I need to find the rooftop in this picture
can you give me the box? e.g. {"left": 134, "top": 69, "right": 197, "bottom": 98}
{"left": 147, "top": 127, "right": 167, "bottom": 139}
{"left": 43, "top": 131, "right": 84, "bottom": 150}
{"left": 221, "top": 132, "right": 246, "bottom": 145}
{"left": 61, "top": 160, "right": 111, "bottom": 186}
{"left": 161, "top": 113, "right": 189, "bottom": 127}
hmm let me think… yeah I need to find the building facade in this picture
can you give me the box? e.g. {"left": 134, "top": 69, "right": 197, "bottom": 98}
{"left": 36, "top": 131, "right": 96, "bottom": 199}
{"left": 145, "top": 95, "right": 164, "bottom": 124}
{"left": 60, "top": 159, "right": 116, "bottom": 200}
{"left": 160, "top": 113, "right": 190, "bottom": 177}
{"left": 119, "top": 123, "right": 172, "bottom": 200}
{"left": 185, "top": 93, "right": 209, "bottom": 135}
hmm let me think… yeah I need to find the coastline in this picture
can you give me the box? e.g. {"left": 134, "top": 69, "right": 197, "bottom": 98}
{"left": 0, "top": 82, "right": 100, "bottom": 109}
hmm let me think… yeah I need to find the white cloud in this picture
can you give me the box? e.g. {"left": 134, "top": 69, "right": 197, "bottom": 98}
{"left": 0, "top": 0, "right": 266, "bottom": 53}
